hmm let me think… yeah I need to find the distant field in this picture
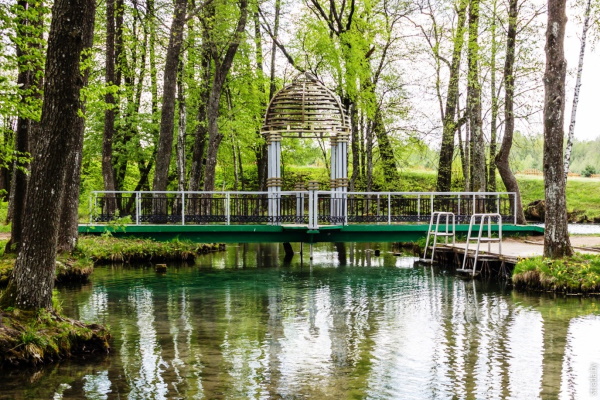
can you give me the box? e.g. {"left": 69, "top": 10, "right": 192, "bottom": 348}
{"left": 397, "top": 169, "right": 600, "bottom": 219}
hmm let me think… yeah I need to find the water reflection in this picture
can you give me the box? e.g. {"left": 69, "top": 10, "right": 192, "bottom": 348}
{"left": 1, "top": 243, "right": 599, "bottom": 400}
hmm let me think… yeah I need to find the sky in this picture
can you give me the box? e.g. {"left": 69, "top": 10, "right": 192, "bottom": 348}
{"left": 282, "top": 2, "right": 599, "bottom": 142}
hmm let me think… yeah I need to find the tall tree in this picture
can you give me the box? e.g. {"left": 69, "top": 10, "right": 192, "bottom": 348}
{"left": 203, "top": 0, "right": 249, "bottom": 191}
{"left": 487, "top": 0, "right": 499, "bottom": 192}
{"left": 495, "top": 0, "right": 526, "bottom": 225}
{"left": 435, "top": 0, "right": 468, "bottom": 192}
{"left": 102, "top": 0, "right": 117, "bottom": 194}
{"left": 152, "top": 0, "right": 188, "bottom": 192}
{"left": 0, "top": 0, "right": 96, "bottom": 310}
{"left": 188, "top": 2, "right": 214, "bottom": 192}
{"left": 543, "top": 0, "right": 572, "bottom": 258}
{"left": 563, "top": 0, "right": 592, "bottom": 182}
{"left": 466, "top": 0, "right": 486, "bottom": 192}
{"left": 7, "top": 0, "right": 44, "bottom": 252}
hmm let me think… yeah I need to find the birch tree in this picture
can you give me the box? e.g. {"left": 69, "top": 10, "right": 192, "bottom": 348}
{"left": 564, "top": 0, "right": 593, "bottom": 182}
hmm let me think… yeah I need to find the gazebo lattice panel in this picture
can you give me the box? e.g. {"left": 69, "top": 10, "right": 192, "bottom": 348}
{"left": 262, "top": 73, "right": 350, "bottom": 138}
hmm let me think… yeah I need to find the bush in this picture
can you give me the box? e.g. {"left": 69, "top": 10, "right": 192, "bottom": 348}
{"left": 582, "top": 165, "right": 597, "bottom": 178}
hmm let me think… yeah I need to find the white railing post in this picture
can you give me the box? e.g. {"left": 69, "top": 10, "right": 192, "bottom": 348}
{"left": 308, "top": 181, "right": 319, "bottom": 229}
{"left": 388, "top": 194, "right": 391, "bottom": 225}
{"left": 417, "top": 195, "right": 421, "bottom": 221}
{"left": 89, "top": 192, "right": 95, "bottom": 224}
{"left": 226, "top": 193, "right": 231, "bottom": 225}
{"left": 430, "top": 194, "right": 434, "bottom": 218}
{"left": 496, "top": 193, "right": 500, "bottom": 215}
{"left": 513, "top": 193, "right": 517, "bottom": 224}
{"left": 181, "top": 191, "right": 186, "bottom": 225}
{"left": 136, "top": 192, "right": 140, "bottom": 225}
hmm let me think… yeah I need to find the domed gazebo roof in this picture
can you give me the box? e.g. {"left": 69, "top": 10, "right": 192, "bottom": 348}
{"left": 262, "top": 72, "right": 349, "bottom": 138}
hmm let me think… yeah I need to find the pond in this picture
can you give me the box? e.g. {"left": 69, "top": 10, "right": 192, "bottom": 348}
{"left": 1, "top": 243, "right": 600, "bottom": 399}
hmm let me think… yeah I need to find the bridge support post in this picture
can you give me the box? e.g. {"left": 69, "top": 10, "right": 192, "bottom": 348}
{"left": 295, "top": 183, "right": 306, "bottom": 224}
{"left": 336, "top": 131, "right": 349, "bottom": 225}
{"left": 308, "top": 181, "right": 319, "bottom": 229}
{"left": 267, "top": 131, "right": 282, "bottom": 225}
{"left": 330, "top": 135, "right": 338, "bottom": 222}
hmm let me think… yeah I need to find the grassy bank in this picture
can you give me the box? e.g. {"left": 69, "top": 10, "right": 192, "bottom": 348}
{"left": 0, "top": 306, "right": 110, "bottom": 366}
{"left": 512, "top": 254, "right": 600, "bottom": 294}
{"left": 0, "top": 237, "right": 225, "bottom": 287}
{"left": 76, "top": 236, "right": 225, "bottom": 264}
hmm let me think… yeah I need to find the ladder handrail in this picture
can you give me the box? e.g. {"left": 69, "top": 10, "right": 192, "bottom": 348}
{"left": 461, "top": 213, "right": 503, "bottom": 276}
{"left": 423, "top": 211, "right": 456, "bottom": 262}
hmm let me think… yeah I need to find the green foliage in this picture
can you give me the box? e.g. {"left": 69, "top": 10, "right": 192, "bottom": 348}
{"left": 581, "top": 165, "right": 597, "bottom": 177}
{"left": 76, "top": 236, "right": 222, "bottom": 264}
{"left": 513, "top": 254, "right": 600, "bottom": 293}
{"left": 0, "top": 307, "right": 110, "bottom": 366}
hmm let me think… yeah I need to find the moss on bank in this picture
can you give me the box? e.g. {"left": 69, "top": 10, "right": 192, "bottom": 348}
{"left": 513, "top": 254, "right": 600, "bottom": 294}
{"left": 76, "top": 236, "right": 225, "bottom": 264}
{"left": 0, "top": 308, "right": 110, "bottom": 366}
{"left": 0, "top": 237, "right": 225, "bottom": 287}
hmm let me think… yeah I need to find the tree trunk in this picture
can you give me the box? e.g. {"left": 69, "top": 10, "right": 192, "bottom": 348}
{"left": 436, "top": 0, "right": 468, "bottom": 192}
{"left": 188, "top": 3, "right": 214, "bottom": 192}
{"left": 57, "top": 111, "right": 86, "bottom": 253}
{"left": 495, "top": 0, "right": 526, "bottom": 224}
{"left": 467, "top": 0, "right": 486, "bottom": 193}
{"left": 7, "top": 0, "right": 42, "bottom": 252}
{"left": 348, "top": 98, "right": 360, "bottom": 190}
{"left": 203, "top": 0, "right": 249, "bottom": 191}
{"left": 176, "top": 59, "right": 186, "bottom": 192}
{"left": 366, "top": 120, "right": 373, "bottom": 192}
{"left": 0, "top": 0, "right": 96, "bottom": 310}
{"left": 488, "top": 0, "right": 499, "bottom": 192}
{"left": 563, "top": 0, "right": 592, "bottom": 183}
{"left": 102, "top": 0, "right": 117, "bottom": 216}
{"left": 373, "top": 108, "right": 399, "bottom": 188}
{"left": 152, "top": 0, "right": 187, "bottom": 192}
{"left": 543, "top": 0, "right": 572, "bottom": 258}
{"left": 254, "top": 10, "right": 268, "bottom": 191}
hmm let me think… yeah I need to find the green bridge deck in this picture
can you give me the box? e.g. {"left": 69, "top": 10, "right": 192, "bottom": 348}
{"left": 79, "top": 224, "right": 544, "bottom": 243}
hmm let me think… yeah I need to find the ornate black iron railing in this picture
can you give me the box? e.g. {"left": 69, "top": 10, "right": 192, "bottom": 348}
{"left": 90, "top": 191, "right": 517, "bottom": 228}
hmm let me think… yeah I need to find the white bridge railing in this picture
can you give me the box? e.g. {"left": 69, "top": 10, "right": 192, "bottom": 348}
{"left": 89, "top": 190, "right": 518, "bottom": 229}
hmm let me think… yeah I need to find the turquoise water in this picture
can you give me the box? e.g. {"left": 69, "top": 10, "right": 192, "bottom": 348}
{"left": 1, "top": 243, "right": 600, "bottom": 399}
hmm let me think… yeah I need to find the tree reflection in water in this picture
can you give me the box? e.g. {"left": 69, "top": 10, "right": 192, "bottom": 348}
{"left": 4, "top": 243, "right": 599, "bottom": 400}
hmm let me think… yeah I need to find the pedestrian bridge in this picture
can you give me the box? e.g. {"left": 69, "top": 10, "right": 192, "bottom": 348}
{"left": 79, "top": 190, "right": 543, "bottom": 243}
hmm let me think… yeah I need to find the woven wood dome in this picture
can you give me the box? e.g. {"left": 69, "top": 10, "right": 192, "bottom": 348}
{"left": 262, "top": 73, "right": 349, "bottom": 138}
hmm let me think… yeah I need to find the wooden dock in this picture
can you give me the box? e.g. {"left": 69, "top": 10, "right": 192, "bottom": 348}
{"left": 424, "top": 237, "right": 600, "bottom": 277}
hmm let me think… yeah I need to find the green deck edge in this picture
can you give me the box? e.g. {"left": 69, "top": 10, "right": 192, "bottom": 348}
{"left": 79, "top": 224, "right": 544, "bottom": 244}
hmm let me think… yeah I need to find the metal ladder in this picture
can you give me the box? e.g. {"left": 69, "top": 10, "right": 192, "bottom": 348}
{"left": 459, "top": 213, "right": 503, "bottom": 277}
{"left": 423, "top": 211, "right": 456, "bottom": 262}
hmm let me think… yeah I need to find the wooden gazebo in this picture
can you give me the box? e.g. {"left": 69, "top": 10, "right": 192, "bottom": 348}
{"left": 262, "top": 72, "right": 350, "bottom": 224}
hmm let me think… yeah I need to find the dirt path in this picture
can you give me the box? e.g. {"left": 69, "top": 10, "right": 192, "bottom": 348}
{"left": 522, "top": 235, "right": 600, "bottom": 249}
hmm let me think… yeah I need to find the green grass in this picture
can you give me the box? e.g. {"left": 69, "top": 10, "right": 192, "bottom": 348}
{"left": 0, "top": 307, "right": 110, "bottom": 366}
{"left": 517, "top": 174, "right": 600, "bottom": 219}
{"left": 513, "top": 254, "right": 600, "bottom": 293}
{"left": 76, "top": 236, "right": 222, "bottom": 264}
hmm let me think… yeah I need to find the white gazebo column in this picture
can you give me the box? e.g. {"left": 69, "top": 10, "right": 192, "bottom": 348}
{"left": 330, "top": 135, "right": 338, "bottom": 222}
{"left": 336, "top": 130, "right": 349, "bottom": 225}
{"left": 267, "top": 130, "right": 282, "bottom": 225}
